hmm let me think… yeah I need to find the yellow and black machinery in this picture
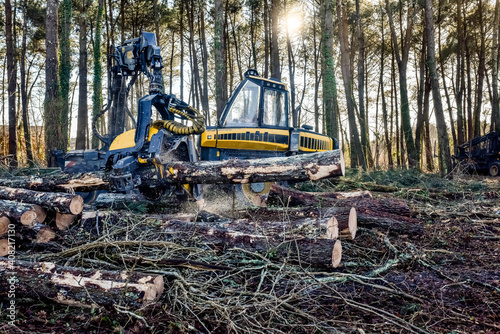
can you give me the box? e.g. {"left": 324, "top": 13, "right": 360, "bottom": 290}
{"left": 56, "top": 32, "right": 339, "bottom": 201}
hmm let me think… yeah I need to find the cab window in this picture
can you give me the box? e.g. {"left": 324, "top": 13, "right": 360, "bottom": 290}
{"left": 225, "top": 81, "right": 260, "bottom": 127}
{"left": 263, "top": 89, "right": 287, "bottom": 127}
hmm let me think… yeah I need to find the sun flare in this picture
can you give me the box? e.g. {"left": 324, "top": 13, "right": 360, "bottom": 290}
{"left": 285, "top": 11, "right": 302, "bottom": 34}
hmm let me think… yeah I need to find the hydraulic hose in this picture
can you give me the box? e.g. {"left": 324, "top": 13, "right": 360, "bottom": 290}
{"left": 152, "top": 105, "right": 206, "bottom": 135}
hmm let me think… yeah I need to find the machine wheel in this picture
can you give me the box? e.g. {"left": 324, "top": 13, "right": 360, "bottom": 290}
{"left": 75, "top": 190, "right": 102, "bottom": 204}
{"left": 489, "top": 163, "right": 500, "bottom": 177}
{"left": 241, "top": 182, "right": 273, "bottom": 206}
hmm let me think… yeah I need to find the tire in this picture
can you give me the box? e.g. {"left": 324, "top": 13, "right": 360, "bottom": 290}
{"left": 489, "top": 163, "right": 500, "bottom": 177}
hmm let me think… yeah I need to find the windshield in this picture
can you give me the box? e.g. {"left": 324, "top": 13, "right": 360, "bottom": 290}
{"left": 263, "top": 89, "right": 287, "bottom": 127}
{"left": 225, "top": 81, "right": 260, "bottom": 127}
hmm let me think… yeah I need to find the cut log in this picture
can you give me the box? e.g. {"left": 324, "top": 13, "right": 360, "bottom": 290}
{"left": 0, "top": 199, "right": 40, "bottom": 226}
{"left": 0, "top": 239, "right": 9, "bottom": 257}
{"left": 267, "top": 184, "right": 371, "bottom": 207}
{"left": 0, "top": 172, "right": 109, "bottom": 193}
{"left": 31, "top": 223, "right": 57, "bottom": 243}
{"left": 162, "top": 218, "right": 343, "bottom": 268}
{"left": 267, "top": 184, "right": 420, "bottom": 234}
{"left": 240, "top": 206, "right": 357, "bottom": 240}
{"left": 0, "top": 217, "right": 10, "bottom": 237}
{"left": 0, "top": 186, "right": 84, "bottom": 214}
{"left": 55, "top": 213, "right": 78, "bottom": 231}
{"left": 158, "top": 149, "right": 344, "bottom": 185}
{"left": 0, "top": 258, "right": 164, "bottom": 308}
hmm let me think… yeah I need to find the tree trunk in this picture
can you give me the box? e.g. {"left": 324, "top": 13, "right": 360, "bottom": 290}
{"left": 456, "top": 0, "right": 465, "bottom": 145}
{"left": 0, "top": 186, "right": 84, "bottom": 215}
{"left": 0, "top": 259, "right": 164, "bottom": 308}
{"left": 59, "top": 0, "right": 72, "bottom": 153}
{"left": 45, "top": 0, "right": 62, "bottom": 166}
{"left": 21, "top": 0, "right": 34, "bottom": 166}
{"left": 425, "top": 0, "right": 452, "bottom": 175}
{"left": 474, "top": 0, "right": 486, "bottom": 138}
{"left": 198, "top": 2, "right": 210, "bottom": 115}
{"left": 76, "top": 1, "right": 88, "bottom": 150}
{"left": 162, "top": 219, "right": 343, "bottom": 268}
{"left": 321, "top": 0, "right": 339, "bottom": 140}
{"left": 337, "top": 0, "right": 364, "bottom": 168}
{"left": 385, "top": 0, "right": 418, "bottom": 168}
{"left": 270, "top": 0, "right": 281, "bottom": 81}
{"left": 158, "top": 149, "right": 344, "bottom": 185}
{"left": 0, "top": 199, "right": 44, "bottom": 226}
{"left": 356, "top": 0, "right": 373, "bottom": 168}
{"left": 92, "top": 0, "right": 104, "bottom": 149}
{"left": 214, "top": 0, "right": 227, "bottom": 119}
{"left": 6, "top": 0, "right": 17, "bottom": 168}
{"left": 492, "top": 0, "right": 500, "bottom": 131}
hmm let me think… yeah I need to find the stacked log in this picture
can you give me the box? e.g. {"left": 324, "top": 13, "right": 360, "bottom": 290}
{"left": 0, "top": 187, "right": 85, "bottom": 255}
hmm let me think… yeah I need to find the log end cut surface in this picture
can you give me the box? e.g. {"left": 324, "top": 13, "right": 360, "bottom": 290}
{"left": 0, "top": 239, "right": 9, "bottom": 257}
{"left": 331, "top": 240, "right": 342, "bottom": 268}
{"left": 69, "top": 195, "right": 84, "bottom": 215}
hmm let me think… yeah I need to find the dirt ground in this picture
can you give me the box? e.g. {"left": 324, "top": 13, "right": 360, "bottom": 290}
{"left": 0, "top": 170, "right": 499, "bottom": 333}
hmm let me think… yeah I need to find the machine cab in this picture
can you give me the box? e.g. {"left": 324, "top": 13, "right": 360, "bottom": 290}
{"left": 201, "top": 69, "right": 291, "bottom": 160}
{"left": 200, "top": 69, "right": 335, "bottom": 161}
{"left": 220, "top": 69, "right": 288, "bottom": 129}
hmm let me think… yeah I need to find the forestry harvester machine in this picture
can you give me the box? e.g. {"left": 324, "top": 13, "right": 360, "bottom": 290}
{"left": 55, "top": 32, "right": 343, "bottom": 203}
{"left": 453, "top": 131, "right": 500, "bottom": 176}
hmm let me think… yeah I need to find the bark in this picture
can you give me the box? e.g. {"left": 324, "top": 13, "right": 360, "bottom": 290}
{"left": 0, "top": 259, "right": 164, "bottom": 308}
{"left": 380, "top": 7, "right": 392, "bottom": 168}
{"left": 21, "top": 0, "right": 34, "bottom": 166}
{"left": 425, "top": 0, "right": 452, "bottom": 175}
{"left": 157, "top": 149, "right": 345, "bottom": 185}
{"left": 356, "top": 0, "right": 373, "bottom": 168}
{"left": 270, "top": 0, "right": 281, "bottom": 81}
{"left": 493, "top": 0, "right": 500, "bottom": 131}
{"left": 198, "top": 3, "right": 210, "bottom": 115}
{"left": 0, "top": 186, "right": 84, "bottom": 215}
{"left": 45, "top": 0, "right": 63, "bottom": 166}
{"left": 321, "top": 0, "right": 339, "bottom": 139}
{"left": 0, "top": 199, "right": 44, "bottom": 226}
{"left": 456, "top": 0, "right": 465, "bottom": 144}
{"left": 263, "top": 0, "right": 270, "bottom": 78}
{"left": 0, "top": 173, "right": 108, "bottom": 193}
{"left": 179, "top": 0, "right": 184, "bottom": 101}
{"left": 76, "top": 1, "right": 89, "bottom": 150}
{"left": 162, "top": 219, "right": 343, "bottom": 268}
{"left": 92, "top": 0, "right": 104, "bottom": 149}
{"left": 385, "top": 0, "right": 418, "bottom": 168}
{"left": 59, "top": 0, "right": 72, "bottom": 152}
{"left": 337, "top": 0, "right": 364, "bottom": 168}
{"left": 437, "top": 0, "right": 457, "bottom": 151}
{"left": 474, "top": 0, "right": 486, "bottom": 138}
{"left": 214, "top": 0, "right": 227, "bottom": 119}
{"left": 6, "top": 0, "right": 17, "bottom": 168}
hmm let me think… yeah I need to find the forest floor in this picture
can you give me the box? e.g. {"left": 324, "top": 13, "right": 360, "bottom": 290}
{"left": 0, "top": 168, "right": 499, "bottom": 334}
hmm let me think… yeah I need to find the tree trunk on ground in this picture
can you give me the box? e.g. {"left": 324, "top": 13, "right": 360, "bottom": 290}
{"left": 0, "top": 200, "right": 45, "bottom": 226}
{"left": 0, "top": 186, "right": 83, "bottom": 215}
{"left": 0, "top": 259, "right": 164, "bottom": 308}
{"left": 425, "top": 0, "right": 452, "bottom": 175}
{"left": 76, "top": 1, "right": 88, "bottom": 150}
{"left": 6, "top": 0, "right": 17, "bottom": 168}
{"left": 162, "top": 219, "right": 343, "bottom": 268}
{"left": 0, "top": 173, "right": 108, "bottom": 193}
